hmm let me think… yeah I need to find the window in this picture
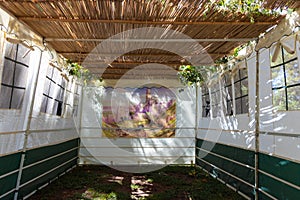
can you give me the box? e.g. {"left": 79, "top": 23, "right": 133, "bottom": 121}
{"left": 40, "top": 64, "right": 66, "bottom": 116}
{"left": 0, "top": 43, "right": 31, "bottom": 109}
{"left": 61, "top": 82, "right": 81, "bottom": 118}
{"left": 271, "top": 47, "right": 300, "bottom": 110}
{"left": 72, "top": 83, "right": 81, "bottom": 116}
{"left": 201, "top": 85, "right": 210, "bottom": 117}
{"left": 233, "top": 68, "right": 248, "bottom": 114}
{"left": 203, "top": 68, "right": 248, "bottom": 117}
{"left": 223, "top": 73, "right": 233, "bottom": 115}
{"left": 210, "top": 83, "right": 221, "bottom": 118}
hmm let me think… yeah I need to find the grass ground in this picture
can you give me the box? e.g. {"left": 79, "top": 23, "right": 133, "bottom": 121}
{"left": 30, "top": 165, "right": 244, "bottom": 200}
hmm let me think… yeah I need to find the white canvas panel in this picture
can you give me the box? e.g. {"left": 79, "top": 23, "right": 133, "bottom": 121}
{"left": 258, "top": 48, "right": 273, "bottom": 132}
{"left": 176, "top": 87, "right": 196, "bottom": 128}
{"left": 274, "top": 135, "right": 300, "bottom": 162}
{"left": 198, "top": 118, "right": 211, "bottom": 129}
{"left": 80, "top": 128, "right": 195, "bottom": 138}
{"left": 0, "top": 110, "right": 26, "bottom": 132}
{"left": 30, "top": 114, "right": 76, "bottom": 131}
{"left": 197, "top": 129, "right": 255, "bottom": 150}
{"left": 80, "top": 138, "right": 195, "bottom": 148}
{"left": 199, "top": 118, "right": 222, "bottom": 129}
{"left": 247, "top": 53, "right": 257, "bottom": 132}
{"left": 0, "top": 132, "right": 25, "bottom": 155}
{"left": 175, "top": 128, "right": 195, "bottom": 137}
{"left": 259, "top": 134, "right": 275, "bottom": 154}
{"left": 27, "top": 130, "right": 78, "bottom": 149}
{"left": 235, "top": 114, "right": 250, "bottom": 131}
{"left": 80, "top": 128, "right": 101, "bottom": 137}
{"left": 79, "top": 147, "right": 194, "bottom": 157}
{"left": 273, "top": 111, "right": 300, "bottom": 134}
{"left": 79, "top": 155, "right": 194, "bottom": 166}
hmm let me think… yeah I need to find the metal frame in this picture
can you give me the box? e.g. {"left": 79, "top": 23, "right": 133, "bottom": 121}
{"left": 45, "top": 38, "right": 256, "bottom": 42}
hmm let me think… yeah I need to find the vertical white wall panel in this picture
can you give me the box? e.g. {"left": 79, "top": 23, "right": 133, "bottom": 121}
{"left": 274, "top": 135, "right": 300, "bottom": 161}
{"left": 0, "top": 133, "right": 25, "bottom": 155}
{"left": 258, "top": 48, "right": 274, "bottom": 132}
{"left": 79, "top": 86, "right": 196, "bottom": 166}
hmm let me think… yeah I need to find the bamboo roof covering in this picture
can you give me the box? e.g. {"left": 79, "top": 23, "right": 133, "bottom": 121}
{"left": 0, "top": 0, "right": 299, "bottom": 80}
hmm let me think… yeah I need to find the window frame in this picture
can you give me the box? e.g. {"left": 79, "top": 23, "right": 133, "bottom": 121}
{"left": 233, "top": 67, "right": 249, "bottom": 115}
{"left": 201, "top": 84, "right": 210, "bottom": 118}
{"left": 271, "top": 47, "right": 299, "bottom": 111}
{"left": 222, "top": 72, "right": 233, "bottom": 116}
{"left": 40, "top": 64, "right": 66, "bottom": 116}
{"left": 0, "top": 43, "right": 30, "bottom": 110}
{"left": 210, "top": 82, "right": 221, "bottom": 118}
{"left": 72, "top": 83, "right": 81, "bottom": 117}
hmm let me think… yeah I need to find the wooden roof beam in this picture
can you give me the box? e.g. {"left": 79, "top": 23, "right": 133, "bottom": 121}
{"left": 19, "top": 17, "right": 276, "bottom": 26}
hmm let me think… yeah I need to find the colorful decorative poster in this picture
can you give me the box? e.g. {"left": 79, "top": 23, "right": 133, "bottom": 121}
{"left": 102, "top": 87, "right": 176, "bottom": 138}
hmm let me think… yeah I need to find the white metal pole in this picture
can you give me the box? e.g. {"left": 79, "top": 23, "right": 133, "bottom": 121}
{"left": 231, "top": 75, "right": 236, "bottom": 116}
{"left": 194, "top": 84, "right": 199, "bottom": 165}
{"left": 76, "top": 82, "right": 85, "bottom": 164}
{"left": 208, "top": 87, "right": 213, "bottom": 119}
{"left": 218, "top": 79, "right": 224, "bottom": 115}
{"left": 0, "top": 32, "right": 6, "bottom": 95}
{"left": 45, "top": 38, "right": 256, "bottom": 43}
{"left": 254, "top": 50, "right": 260, "bottom": 200}
{"left": 61, "top": 78, "right": 68, "bottom": 117}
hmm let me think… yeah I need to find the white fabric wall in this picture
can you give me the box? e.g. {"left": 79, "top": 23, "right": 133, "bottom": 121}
{"left": 28, "top": 51, "right": 79, "bottom": 149}
{"left": 0, "top": 11, "right": 81, "bottom": 198}
{"left": 0, "top": 39, "right": 79, "bottom": 156}
{"left": 79, "top": 86, "right": 196, "bottom": 166}
{"left": 198, "top": 31, "right": 300, "bottom": 163}
{"left": 258, "top": 34, "right": 300, "bottom": 161}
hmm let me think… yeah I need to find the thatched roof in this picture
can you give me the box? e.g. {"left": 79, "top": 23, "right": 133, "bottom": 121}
{"left": 0, "top": 0, "right": 299, "bottom": 80}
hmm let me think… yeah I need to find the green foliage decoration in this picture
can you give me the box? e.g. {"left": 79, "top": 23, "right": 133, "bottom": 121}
{"left": 178, "top": 65, "right": 203, "bottom": 86}
{"left": 67, "top": 60, "right": 85, "bottom": 78}
{"left": 178, "top": 65, "right": 218, "bottom": 86}
{"left": 66, "top": 60, "right": 97, "bottom": 84}
{"left": 210, "top": 0, "right": 293, "bottom": 23}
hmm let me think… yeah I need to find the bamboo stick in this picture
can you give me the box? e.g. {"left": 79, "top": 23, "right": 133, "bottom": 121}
{"left": 19, "top": 17, "right": 276, "bottom": 25}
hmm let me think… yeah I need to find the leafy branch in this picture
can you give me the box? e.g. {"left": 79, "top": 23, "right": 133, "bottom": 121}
{"left": 178, "top": 65, "right": 217, "bottom": 86}
{"left": 66, "top": 60, "right": 95, "bottom": 84}
{"left": 210, "top": 0, "right": 293, "bottom": 23}
{"left": 66, "top": 60, "right": 86, "bottom": 78}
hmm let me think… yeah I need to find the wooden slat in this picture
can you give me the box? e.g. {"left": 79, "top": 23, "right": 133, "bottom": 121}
{"left": 19, "top": 17, "right": 277, "bottom": 25}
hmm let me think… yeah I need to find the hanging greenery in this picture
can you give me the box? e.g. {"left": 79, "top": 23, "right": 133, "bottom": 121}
{"left": 210, "top": 0, "right": 293, "bottom": 23}
{"left": 178, "top": 65, "right": 203, "bottom": 86}
{"left": 178, "top": 65, "right": 218, "bottom": 86}
{"left": 66, "top": 60, "right": 85, "bottom": 78}
{"left": 66, "top": 60, "right": 96, "bottom": 85}
{"left": 215, "top": 40, "right": 256, "bottom": 67}
{"left": 179, "top": 1, "right": 293, "bottom": 85}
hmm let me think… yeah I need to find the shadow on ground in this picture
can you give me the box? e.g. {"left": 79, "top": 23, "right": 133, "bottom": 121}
{"left": 30, "top": 165, "right": 244, "bottom": 200}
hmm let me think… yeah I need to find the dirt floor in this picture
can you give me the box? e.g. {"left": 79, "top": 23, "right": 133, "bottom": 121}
{"left": 30, "top": 165, "right": 244, "bottom": 200}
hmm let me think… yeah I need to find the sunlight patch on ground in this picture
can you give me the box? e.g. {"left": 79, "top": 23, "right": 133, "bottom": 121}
{"left": 131, "top": 175, "right": 153, "bottom": 199}
{"left": 108, "top": 176, "right": 124, "bottom": 185}
{"left": 82, "top": 188, "right": 117, "bottom": 199}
